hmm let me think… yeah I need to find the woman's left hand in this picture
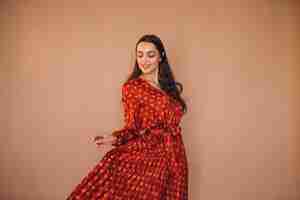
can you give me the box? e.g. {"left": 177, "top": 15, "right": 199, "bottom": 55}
{"left": 93, "top": 133, "right": 115, "bottom": 147}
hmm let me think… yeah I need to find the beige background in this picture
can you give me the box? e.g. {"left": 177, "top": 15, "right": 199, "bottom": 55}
{"left": 1, "top": 0, "right": 299, "bottom": 199}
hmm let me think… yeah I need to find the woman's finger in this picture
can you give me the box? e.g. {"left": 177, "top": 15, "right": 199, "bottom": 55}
{"left": 93, "top": 135, "right": 104, "bottom": 141}
{"left": 96, "top": 141, "right": 104, "bottom": 146}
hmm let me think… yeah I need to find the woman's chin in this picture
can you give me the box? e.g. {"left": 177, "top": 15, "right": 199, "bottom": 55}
{"left": 141, "top": 68, "right": 157, "bottom": 75}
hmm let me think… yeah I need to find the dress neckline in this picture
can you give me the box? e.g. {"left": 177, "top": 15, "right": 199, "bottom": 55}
{"left": 138, "top": 77, "right": 168, "bottom": 96}
{"left": 138, "top": 77, "right": 183, "bottom": 113}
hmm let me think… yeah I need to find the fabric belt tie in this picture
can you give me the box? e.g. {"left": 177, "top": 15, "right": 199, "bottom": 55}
{"left": 138, "top": 124, "right": 181, "bottom": 137}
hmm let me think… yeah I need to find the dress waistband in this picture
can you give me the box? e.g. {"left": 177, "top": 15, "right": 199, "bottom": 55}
{"left": 138, "top": 124, "right": 181, "bottom": 137}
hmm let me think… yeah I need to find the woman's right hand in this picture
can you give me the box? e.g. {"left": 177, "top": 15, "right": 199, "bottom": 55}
{"left": 93, "top": 133, "right": 116, "bottom": 147}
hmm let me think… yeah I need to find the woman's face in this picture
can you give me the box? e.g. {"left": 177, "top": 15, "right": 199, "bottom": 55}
{"left": 136, "top": 42, "right": 161, "bottom": 75}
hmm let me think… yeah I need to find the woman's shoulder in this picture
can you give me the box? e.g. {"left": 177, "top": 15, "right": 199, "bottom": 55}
{"left": 122, "top": 77, "right": 143, "bottom": 88}
{"left": 122, "top": 77, "right": 143, "bottom": 94}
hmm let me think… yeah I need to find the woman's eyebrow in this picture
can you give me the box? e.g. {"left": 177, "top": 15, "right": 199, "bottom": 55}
{"left": 137, "top": 50, "right": 156, "bottom": 54}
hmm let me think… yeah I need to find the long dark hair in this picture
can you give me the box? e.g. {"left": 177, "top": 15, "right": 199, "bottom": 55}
{"left": 126, "top": 34, "right": 187, "bottom": 114}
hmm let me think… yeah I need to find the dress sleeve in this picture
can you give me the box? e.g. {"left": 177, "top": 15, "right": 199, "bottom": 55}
{"left": 111, "top": 82, "right": 140, "bottom": 147}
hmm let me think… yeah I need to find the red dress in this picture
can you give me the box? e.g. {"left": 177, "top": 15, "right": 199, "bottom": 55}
{"left": 67, "top": 77, "right": 188, "bottom": 200}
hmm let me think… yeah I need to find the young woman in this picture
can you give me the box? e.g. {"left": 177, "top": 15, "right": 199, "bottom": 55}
{"left": 67, "top": 34, "right": 188, "bottom": 200}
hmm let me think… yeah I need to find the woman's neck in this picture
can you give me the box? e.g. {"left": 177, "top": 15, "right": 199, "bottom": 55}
{"left": 140, "top": 69, "right": 159, "bottom": 84}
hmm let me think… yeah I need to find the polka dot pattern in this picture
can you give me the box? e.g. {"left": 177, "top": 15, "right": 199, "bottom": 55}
{"left": 67, "top": 77, "right": 188, "bottom": 200}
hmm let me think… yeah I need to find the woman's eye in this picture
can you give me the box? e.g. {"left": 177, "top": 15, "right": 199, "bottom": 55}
{"left": 137, "top": 53, "right": 155, "bottom": 58}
